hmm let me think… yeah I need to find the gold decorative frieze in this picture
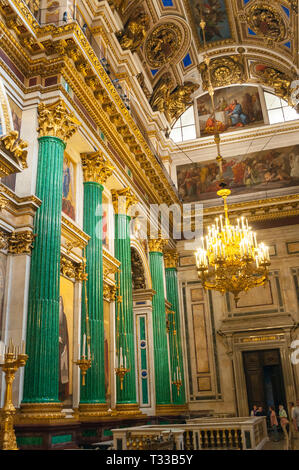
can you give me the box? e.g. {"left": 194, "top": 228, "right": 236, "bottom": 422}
{"left": 61, "top": 215, "right": 90, "bottom": 252}
{"left": 0, "top": 230, "right": 8, "bottom": 251}
{"left": 8, "top": 230, "right": 35, "bottom": 255}
{"left": 164, "top": 250, "right": 179, "bottom": 269}
{"left": 81, "top": 151, "right": 114, "bottom": 185}
{"left": 103, "top": 283, "right": 117, "bottom": 302}
{"left": 111, "top": 187, "right": 139, "bottom": 215}
{"left": 60, "top": 255, "right": 87, "bottom": 281}
{"left": 37, "top": 99, "right": 81, "bottom": 141}
{"left": 0, "top": 194, "right": 8, "bottom": 211}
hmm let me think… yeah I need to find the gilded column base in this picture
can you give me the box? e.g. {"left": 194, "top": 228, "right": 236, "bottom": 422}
{"left": 78, "top": 403, "right": 110, "bottom": 419}
{"left": 156, "top": 404, "right": 189, "bottom": 416}
{"left": 17, "top": 403, "right": 66, "bottom": 423}
{"left": 115, "top": 403, "right": 144, "bottom": 417}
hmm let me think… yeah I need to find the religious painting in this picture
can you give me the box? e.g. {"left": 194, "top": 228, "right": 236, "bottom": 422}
{"left": 0, "top": 253, "right": 7, "bottom": 341}
{"left": 197, "top": 85, "right": 264, "bottom": 137}
{"left": 102, "top": 195, "right": 109, "bottom": 249}
{"left": 1, "top": 97, "right": 23, "bottom": 191}
{"left": 188, "top": 0, "right": 231, "bottom": 45}
{"left": 177, "top": 144, "right": 299, "bottom": 203}
{"left": 62, "top": 153, "right": 76, "bottom": 221}
{"left": 59, "top": 276, "right": 74, "bottom": 403}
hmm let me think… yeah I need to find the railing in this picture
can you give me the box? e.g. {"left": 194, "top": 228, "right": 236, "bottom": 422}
{"left": 111, "top": 417, "right": 268, "bottom": 451}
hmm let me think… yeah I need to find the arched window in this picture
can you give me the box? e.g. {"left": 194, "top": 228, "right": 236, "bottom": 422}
{"left": 264, "top": 91, "right": 298, "bottom": 124}
{"left": 170, "top": 105, "right": 196, "bottom": 143}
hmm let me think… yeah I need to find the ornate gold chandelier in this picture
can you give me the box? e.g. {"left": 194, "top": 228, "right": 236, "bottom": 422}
{"left": 195, "top": 187, "right": 271, "bottom": 306}
{"left": 195, "top": 5, "right": 271, "bottom": 306}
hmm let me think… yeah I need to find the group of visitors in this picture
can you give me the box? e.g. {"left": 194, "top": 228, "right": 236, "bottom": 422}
{"left": 250, "top": 401, "right": 299, "bottom": 449}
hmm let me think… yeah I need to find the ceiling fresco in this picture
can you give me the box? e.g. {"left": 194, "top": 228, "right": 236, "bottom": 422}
{"left": 111, "top": 0, "right": 299, "bottom": 125}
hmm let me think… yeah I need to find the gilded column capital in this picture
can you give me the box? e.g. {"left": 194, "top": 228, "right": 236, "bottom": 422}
{"left": 164, "top": 250, "right": 179, "bottom": 269}
{"left": 111, "top": 187, "right": 139, "bottom": 215}
{"left": 37, "top": 99, "right": 81, "bottom": 141}
{"left": 148, "top": 236, "right": 168, "bottom": 253}
{"left": 8, "top": 231, "right": 35, "bottom": 255}
{"left": 81, "top": 152, "right": 114, "bottom": 184}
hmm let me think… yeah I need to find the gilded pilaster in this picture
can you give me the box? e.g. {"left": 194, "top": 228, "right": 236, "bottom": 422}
{"left": 79, "top": 152, "right": 114, "bottom": 417}
{"left": 21, "top": 100, "right": 80, "bottom": 420}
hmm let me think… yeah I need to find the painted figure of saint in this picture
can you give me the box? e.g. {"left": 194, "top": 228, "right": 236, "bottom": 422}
{"left": 225, "top": 99, "right": 248, "bottom": 127}
{"left": 59, "top": 296, "right": 69, "bottom": 402}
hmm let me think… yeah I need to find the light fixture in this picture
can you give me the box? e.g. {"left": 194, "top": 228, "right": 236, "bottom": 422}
{"left": 194, "top": 4, "right": 271, "bottom": 306}
{"left": 195, "top": 187, "right": 271, "bottom": 306}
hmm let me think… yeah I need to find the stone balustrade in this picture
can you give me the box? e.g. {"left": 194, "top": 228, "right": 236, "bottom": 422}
{"left": 111, "top": 417, "right": 268, "bottom": 451}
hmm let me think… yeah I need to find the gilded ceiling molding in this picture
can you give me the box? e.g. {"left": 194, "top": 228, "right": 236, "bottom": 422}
{"left": 116, "top": 9, "right": 150, "bottom": 52}
{"left": 37, "top": 99, "right": 81, "bottom": 140}
{"left": 111, "top": 187, "right": 139, "bottom": 215}
{"left": 199, "top": 53, "right": 247, "bottom": 90}
{"left": 8, "top": 230, "right": 35, "bottom": 255}
{"left": 145, "top": 22, "right": 183, "bottom": 69}
{"left": 81, "top": 151, "right": 114, "bottom": 185}
{"left": 164, "top": 250, "right": 179, "bottom": 269}
{"left": 245, "top": 3, "right": 289, "bottom": 45}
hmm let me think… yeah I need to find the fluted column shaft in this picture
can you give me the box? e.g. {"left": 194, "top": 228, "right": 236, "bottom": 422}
{"left": 22, "top": 100, "right": 80, "bottom": 408}
{"left": 114, "top": 213, "right": 137, "bottom": 404}
{"left": 23, "top": 136, "right": 66, "bottom": 403}
{"left": 80, "top": 182, "right": 105, "bottom": 403}
{"left": 149, "top": 244, "right": 171, "bottom": 405}
{"left": 165, "top": 267, "right": 186, "bottom": 405}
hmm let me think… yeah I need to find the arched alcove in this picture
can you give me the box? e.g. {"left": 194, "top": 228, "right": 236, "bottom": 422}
{"left": 130, "top": 240, "right": 152, "bottom": 291}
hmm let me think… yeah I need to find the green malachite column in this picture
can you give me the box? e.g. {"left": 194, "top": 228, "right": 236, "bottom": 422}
{"left": 79, "top": 152, "right": 114, "bottom": 417}
{"left": 148, "top": 238, "right": 172, "bottom": 410}
{"left": 21, "top": 100, "right": 80, "bottom": 418}
{"left": 164, "top": 251, "right": 186, "bottom": 406}
{"left": 111, "top": 188, "right": 141, "bottom": 415}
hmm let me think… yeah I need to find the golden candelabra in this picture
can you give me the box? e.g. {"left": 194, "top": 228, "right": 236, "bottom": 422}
{"left": 169, "top": 311, "right": 182, "bottom": 396}
{"left": 115, "top": 271, "right": 130, "bottom": 390}
{"left": 0, "top": 339, "right": 28, "bottom": 451}
{"left": 194, "top": 8, "right": 271, "bottom": 305}
{"left": 195, "top": 188, "right": 271, "bottom": 306}
{"left": 74, "top": 251, "right": 91, "bottom": 386}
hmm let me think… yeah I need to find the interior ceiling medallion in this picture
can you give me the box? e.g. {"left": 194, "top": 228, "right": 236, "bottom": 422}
{"left": 246, "top": 3, "right": 288, "bottom": 43}
{"left": 144, "top": 22, "right": 183, "bottom": 68}
{"left": 199, "top": 54, "right": 246, "bottom": 89}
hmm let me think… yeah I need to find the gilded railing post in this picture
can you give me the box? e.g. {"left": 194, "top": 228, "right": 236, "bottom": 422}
{"left": 21, "top": 100, "right": 80, "bottom": 419}
{"left": 164, "top": 250, "right": 186, "bottom": 406}
{"left": 148, "top": 236, "right": 172, "bottom": 409}
{"left": 79, "top": 152, "right": 114, "bottom": 417}
{"left": 111, "top": 188, "right": 141, "bottom": 415}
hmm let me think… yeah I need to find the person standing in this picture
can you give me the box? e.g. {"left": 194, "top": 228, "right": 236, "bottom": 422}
{"left": 292, "top": 400, "right": 299, "bottom": 450}
{"left": 251, "top": 405, "right": 258, "bottom": 416}
{"left": 279, "top": 404, "right": 289, "bottom": 449}
{"left": 269, "top": 406, "right": 280, "bottom": 442}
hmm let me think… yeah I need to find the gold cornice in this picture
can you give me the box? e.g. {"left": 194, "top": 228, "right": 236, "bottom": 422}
{"left": 81, "top": 151, "right": 114, "bottom": 184}
{"left": 61, "top": 215, "right": 90, "bottom": 251}
{"left": 164, "top": 250, "right": 179, "bottom": 269}
{"left": 111, "top": 187, "right": 139, "bottom": 215}
{"left": 37, "top": 99, "right": 81, "bottom": 140}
